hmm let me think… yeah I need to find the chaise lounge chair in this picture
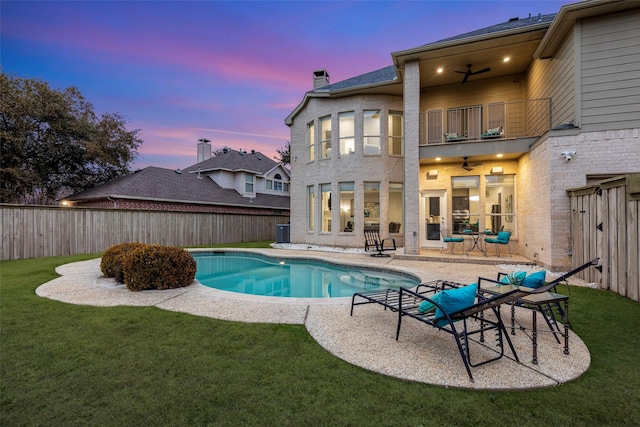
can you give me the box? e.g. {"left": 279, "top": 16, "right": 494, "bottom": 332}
{"left": 350, "top": 259, "right": 599, "bottom": 381}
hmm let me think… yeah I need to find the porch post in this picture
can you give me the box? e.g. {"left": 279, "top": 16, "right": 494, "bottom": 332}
{"left": 403, "top": 60, "right": 420, "bottom": 254}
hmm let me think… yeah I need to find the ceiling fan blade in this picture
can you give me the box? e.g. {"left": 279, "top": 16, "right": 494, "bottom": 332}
{"left": 461, "top": 74, "right": 470, "bottom": 84}
{"left": 463, "top": 166, "right": 474, "bottom": 171}
{"left": 472, "top": 67, "right": 491, "bottom": 75}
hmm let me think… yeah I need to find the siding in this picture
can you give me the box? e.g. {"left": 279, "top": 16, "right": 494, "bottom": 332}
{"left": 528, "top": 29, "right": 575, "bottom": 127}
{"left": 581, "top": 11, "right": 640, "bottom": 131}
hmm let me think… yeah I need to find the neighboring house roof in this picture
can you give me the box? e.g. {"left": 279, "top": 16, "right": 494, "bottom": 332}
{"left": 183, "top": 148, "right": 288, "bottom": 178}
{"left": 66, "top": 150, "right": 289, "bottom": 210}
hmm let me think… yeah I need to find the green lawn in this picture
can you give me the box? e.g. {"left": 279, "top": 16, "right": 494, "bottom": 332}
{"left": 1, "top": 243, "right": 639, "bottom": 426}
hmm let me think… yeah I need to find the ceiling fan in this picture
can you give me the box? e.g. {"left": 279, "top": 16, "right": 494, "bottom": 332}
{"left": 461, "top": 156, "right": 483, "bottom": 171}
{"left": 455, "top": 64, "right": 491, "bottom": 84}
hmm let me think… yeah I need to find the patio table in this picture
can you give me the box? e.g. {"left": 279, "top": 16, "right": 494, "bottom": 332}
{"left": 463, "top": 231, "right": 487, "bottom": 256}
{"left": 479, "top": 284, "right": 570, "bottom": 364}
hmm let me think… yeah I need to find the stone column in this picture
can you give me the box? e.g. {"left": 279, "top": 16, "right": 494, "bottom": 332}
{"left": 403, "top": 60, "right": 421, "bottom": 254}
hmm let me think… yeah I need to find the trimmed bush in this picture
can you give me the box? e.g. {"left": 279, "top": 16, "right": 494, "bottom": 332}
{"left": 122, "top": 245, "right": 196, "bottom": 291}
{"left": 100, "top": 242, "right": 150, "bottom": 283}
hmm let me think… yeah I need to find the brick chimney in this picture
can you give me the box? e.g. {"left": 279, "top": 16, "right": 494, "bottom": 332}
{"left": 313, "top": 69, "right": 329, "bottom": 90}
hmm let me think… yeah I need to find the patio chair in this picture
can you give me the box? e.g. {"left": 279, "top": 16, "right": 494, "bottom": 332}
{"left": 440, "top": 229, "right": 465, "bottom": 253}
{"left": 484, "top": 230, "right": 512, "bottom": 257}
{"left": 364, "top": 227, "right": 396, "bottom": 257}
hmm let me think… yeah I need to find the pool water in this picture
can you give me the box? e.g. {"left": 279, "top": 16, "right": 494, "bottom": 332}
{"left": 193, "top": 251, "right": 419, "bottom": 298}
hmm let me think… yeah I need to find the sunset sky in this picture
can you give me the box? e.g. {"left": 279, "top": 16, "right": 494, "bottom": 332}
{"left": 2, "top": 0, "right": 574, "bottom": 170}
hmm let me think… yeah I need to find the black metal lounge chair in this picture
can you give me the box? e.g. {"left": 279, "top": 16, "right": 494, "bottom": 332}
{"left": 350, "top": 259, "right": 599, "bottom": 382}
{"left": 364, "top": 228, "right": 396, "bottom": 257}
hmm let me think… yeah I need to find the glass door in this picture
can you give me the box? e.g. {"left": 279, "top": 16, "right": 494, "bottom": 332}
{"left": 419, "top": 190, "right": 447, "bottom": 249}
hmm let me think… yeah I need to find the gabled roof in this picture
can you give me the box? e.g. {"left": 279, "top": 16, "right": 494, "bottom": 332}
{"left": 66, "top": 166, "right": 289, "bottom": 210}
{"left": 182, "top": 149, "right": 283, "bottom": 176}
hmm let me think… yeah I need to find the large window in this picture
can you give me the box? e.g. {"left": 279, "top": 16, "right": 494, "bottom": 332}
{"left": 320, "top": 183, "right": 331, "bottom": 232}
{"left": 339, "top": 182, "right": 354, "bottom": 233}
{"left": 320, "top": 116, "right": 331, "bottom": 159}
{"left": 364, "top": 182, "right": 380, "bottom": 230}
{"left": 485, "top": 174, "right": 515, "bottom": 234}
{"left": 388, "top": 182, "right": 403, "bottom": 233}
{"left": 388, "top": 111, "right": 403, "bottom": 155}
{"left": 307, "top": 185, "right": 315, "bottom": 232}
{"left": 339, "top": 112, "right": 355, "bottom": 156}
{"left": 451, "top": 176, "right": 480, "bottom": 233}
{"left": 307, "top": 121, "right": 315, "bottom": 162}
{"left": 363, "top": 110, "right": 381, "bottom": 155}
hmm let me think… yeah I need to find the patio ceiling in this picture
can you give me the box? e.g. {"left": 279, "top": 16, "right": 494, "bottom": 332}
{"left": 393, "top": 24, "right": 549, "bottom": 88}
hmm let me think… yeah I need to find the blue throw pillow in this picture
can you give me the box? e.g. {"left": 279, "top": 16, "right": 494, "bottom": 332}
{"left": 434, "top": 283, "right": 477, "bottom": 321}
{"left": 418, "top": 292, "right": 441, "bottom": 313}
{"left": 500, "top": 271, "right": 526, "bottom": 286}
{"left": 521, "top": 270, "right": 546, "bottom": 289}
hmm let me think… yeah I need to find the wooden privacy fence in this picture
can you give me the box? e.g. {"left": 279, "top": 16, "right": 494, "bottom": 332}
{"left": 1, "top": 205, "right": 289, "bottom": 260}
{"left": 568, "top": 174, "right": 640, "bottom": 302}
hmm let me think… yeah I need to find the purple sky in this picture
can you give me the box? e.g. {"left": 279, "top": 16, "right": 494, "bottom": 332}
{"left": 2, "top": 0, "right": 574, "bottom": 170}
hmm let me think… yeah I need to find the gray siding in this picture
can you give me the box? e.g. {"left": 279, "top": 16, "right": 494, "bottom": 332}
{"left": 580, "top": 11, "right": 640, "bottom": 131}
{"left": 528, "top": 30, "right": 576, "bottom": 128}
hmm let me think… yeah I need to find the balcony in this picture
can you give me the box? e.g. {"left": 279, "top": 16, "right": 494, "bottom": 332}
{"left": 424, "top": 98, "right": 551, "bottom": 145}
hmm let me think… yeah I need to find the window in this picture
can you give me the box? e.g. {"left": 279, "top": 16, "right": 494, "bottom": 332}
{"left": 388, "top": 182, "right": 403, "bottom": 233}
{"left": 363, "top": 110, "right": 381, "bottom": 155}
{"left": 320, "top": 183, "right": 331, "bottom": 232}
{"left": 307, "top": 121, "right": 315, "bottom": 162}
{"left": 451, "top": 176, "right": 480, "bottom": 234}
{"left": 485, "top": 175, "right": 515, "bottom": 234}
{"left": 267, "top": 173, "right": 287, "bottom": 193}
{"left": 364, "top": 182, "right": 380, "bottom": 230}
{"left": 339, "top": 112, "right": 355, "bottom": 156}
{"left": 339, "top": 182, "right": 354, "bottom": 233}
{"left": 307, "top": 185, "right": 315, "bottom": 232}
{"left": 388, "top": 111, "right": 403, "bottom": 155}
{"left": 245, "top": 173, "right": 254, "bottom": 193}
{"left": 320, "top": 116, "right": 331, "bottom": 159}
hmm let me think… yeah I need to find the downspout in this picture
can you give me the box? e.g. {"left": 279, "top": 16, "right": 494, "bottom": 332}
{"left": 107, "top": 196, "right": 117, "bottom": 208}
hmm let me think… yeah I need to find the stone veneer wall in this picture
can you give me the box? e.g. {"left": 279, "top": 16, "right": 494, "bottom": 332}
{"left": 289, "top": 94, "right": 404, "bottom": 248}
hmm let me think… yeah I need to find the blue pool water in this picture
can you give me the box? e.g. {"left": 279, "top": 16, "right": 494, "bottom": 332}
{"left": 193, "top": 251, "right": 420, "bottom": 298}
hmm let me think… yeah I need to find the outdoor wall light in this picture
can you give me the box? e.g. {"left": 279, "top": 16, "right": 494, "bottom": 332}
{"left": 427, "top": 169, "right": 439, "bottom": 179}
{"left": 491, "top": 167, "right": 503, "bottom": 174}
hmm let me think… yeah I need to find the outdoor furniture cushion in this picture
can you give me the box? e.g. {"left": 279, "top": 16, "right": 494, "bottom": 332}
{"left": 434, "top": 283, "right": 478, "bottom": 321}
{"left": 500, "top": 271, "right": 527, "bottom": 286}
{"left": 521, "top": 270, "right": 547, "bottom": 289}
{"left": 418, "top": 291, "right": 442, "bottom": 313}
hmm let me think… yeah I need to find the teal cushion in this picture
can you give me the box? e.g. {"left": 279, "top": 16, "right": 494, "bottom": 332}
{"left": 521, "top": 270, "right": 546, "bottom": 289}
{"left": 434, "top": 283, "right": 477, "bottom": 322}
{"left": 500, "top": 271, "right": 527, "bottom": 286}
{"left": 496, "top": 231, "right": 510, "bottom": 242}
{"left": 418, "top": 292, "right": 441, "bottom": 313}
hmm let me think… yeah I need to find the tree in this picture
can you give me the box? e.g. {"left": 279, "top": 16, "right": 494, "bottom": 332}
{"left": 275, "top": 140, "right": 290, "bottom": 165}
{"left": 0, "top": 72, "right": 143, "bottom": 204}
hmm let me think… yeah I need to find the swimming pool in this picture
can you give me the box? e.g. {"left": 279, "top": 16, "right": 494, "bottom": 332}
{"left": 193, "top": 251, "right": 420, "bottom": 298}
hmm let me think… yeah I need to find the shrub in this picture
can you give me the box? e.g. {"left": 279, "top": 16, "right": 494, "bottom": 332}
{"left": 122, "top": 245, "right": 196, "bottom": 291}
{"left": 100, "top": 242, "right": 150, "bottom": 283}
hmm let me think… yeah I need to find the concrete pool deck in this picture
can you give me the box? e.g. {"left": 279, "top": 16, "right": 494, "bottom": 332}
{"left": 35, "top": 247, "right": 593, "bottom": 390}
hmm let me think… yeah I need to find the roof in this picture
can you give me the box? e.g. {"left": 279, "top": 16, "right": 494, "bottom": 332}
{"left": 66, "top": 164, "right": 289, "bottom": 210}
{"left": 183, "top": 149, "right": 284, "bottom": 176}
{"left": 315, "top": 66, "right": 398, "bottom": 92}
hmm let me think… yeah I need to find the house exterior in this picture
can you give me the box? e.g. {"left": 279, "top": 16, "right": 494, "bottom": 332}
{"left": 65, "top": 149, "right": 290, "bottom": 216}
{"left": 285, "top": 0, "right": 640, "bottom": 270}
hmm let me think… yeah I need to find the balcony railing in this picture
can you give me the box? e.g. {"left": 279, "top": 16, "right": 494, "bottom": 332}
{"left": 424, "top": 98, "right": 551, "bottom": 145}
